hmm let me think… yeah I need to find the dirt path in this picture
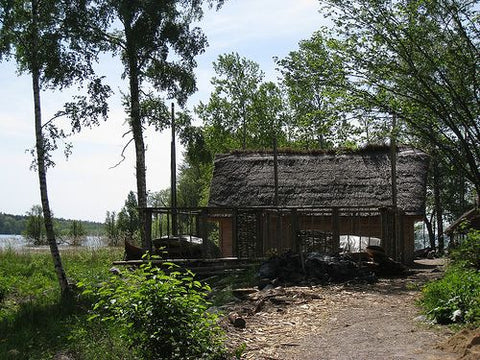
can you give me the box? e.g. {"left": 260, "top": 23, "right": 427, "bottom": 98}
{"left": 222, "top": 259, "right": 461, "bottom": 360}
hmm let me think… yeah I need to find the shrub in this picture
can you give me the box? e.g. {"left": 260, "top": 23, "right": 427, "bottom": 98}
{"left": 421, "top": 266, "right": 480, "bottom": 324}
{"left": 421, "top": 230, "right": 480, "bottom": 325}
{"left": 450, "top": 230, "right": 480, "bottom": 270}
{"left": 81, "top": 259, "right": 227, "bottom": 360}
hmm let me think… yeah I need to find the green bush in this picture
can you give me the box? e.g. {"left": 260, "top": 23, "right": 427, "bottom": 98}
{"left": 81, "top": 259, "right": 227, "bottom": 360}
{"left": 421, "top": 266, "right": 480, "bottom": 324}
{"left": 450, "top": 229, "right": 480, "bottom": 269}
{"left": 421, "top": 230, "right": 480, "bottom": 325}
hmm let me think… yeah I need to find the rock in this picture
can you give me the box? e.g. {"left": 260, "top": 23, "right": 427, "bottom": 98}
{"left": 228, "top": 312, "right": 246, "bottom": 329}
{"left": 109, "top": 267, "right": 122, "bottom": 276}
{"left": 7, "top": 349, "right": 20, "bottom": 358}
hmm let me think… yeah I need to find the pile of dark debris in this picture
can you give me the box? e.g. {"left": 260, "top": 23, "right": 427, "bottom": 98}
{"left": 256, "top": 246, "right": 406, "bottom": 289}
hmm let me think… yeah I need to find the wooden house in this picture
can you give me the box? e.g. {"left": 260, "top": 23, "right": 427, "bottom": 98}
{"left": 208, "top": 147, "right": 429, "bottom": 264}
{"left": 445, "top": 207, "right": 480, "bottom": 245}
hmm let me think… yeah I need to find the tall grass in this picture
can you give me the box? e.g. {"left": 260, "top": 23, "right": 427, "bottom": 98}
{"left": 0, "top": 247, "right": 130, "bottom": 360}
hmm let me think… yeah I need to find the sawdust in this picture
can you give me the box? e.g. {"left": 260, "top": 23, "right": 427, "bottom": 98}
{"left": 220, "top": 259, "right": 471, "bottom": 360}
{"left": 438, "top": 328, "right": 480, "bottom": 360}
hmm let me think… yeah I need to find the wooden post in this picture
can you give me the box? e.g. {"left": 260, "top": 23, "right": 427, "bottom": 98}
{"left": 390, "top": 116, "right": 398, "bottom": 260}
{"left": 396, "top": 209, "right": 406, "bottom": 263}
{"left": 381, "top": 207, "right": 395, "bottom": 259}
{"left": 273, "top": 136, "right": 279, "bottom": 206}
{"left": 195, "top": 212, "right": 200, "bottom": 237}
{"left": 199, "top": 209, "right": 208, "bottom": 258}
{"left": 255, "top": 210, "right": 264, "bottom": 258}
{"left": 332, "top": 207, "right": 340, "bottom": 253}
{"left": 291, "top": 209, "right": 299, "bottom": 252}
{"left": 232, "top": 209, "right": 238, "bottom": 257}
{"left": 171, "top": 103, "right": 178, "bottom": 237}
{"left": 144, "top": 208, "right": 153, "bottom": 252}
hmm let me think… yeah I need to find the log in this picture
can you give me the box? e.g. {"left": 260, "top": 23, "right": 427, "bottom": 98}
{"left": 232, "top": 288, "right": 259, "bottom": 300}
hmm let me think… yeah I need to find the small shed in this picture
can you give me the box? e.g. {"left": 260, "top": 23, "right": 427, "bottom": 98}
{"left": 208, "top": 146, "right": 429, "bottom": 264}
{"left": 445, "top": 207, "right": 480, "bottom": 245}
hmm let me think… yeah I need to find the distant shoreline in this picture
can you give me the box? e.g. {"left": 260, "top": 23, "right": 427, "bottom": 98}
{"left": 0, "top": 234, "right": 109, "bottom": 251}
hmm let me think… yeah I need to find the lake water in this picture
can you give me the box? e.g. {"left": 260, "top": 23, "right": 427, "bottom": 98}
{"left": 0, "top": 234, "right": 108, "bottom": 251}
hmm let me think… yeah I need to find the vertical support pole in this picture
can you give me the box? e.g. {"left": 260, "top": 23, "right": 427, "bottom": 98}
{"left": 273, "top": 136, "right": 279, "bottom": 206}
{"left": 171, "top": 102, "right": 178, "bottom": 237}
{"left": 397, "top": 209, "right": 406, "bottom": 263}
{"left": 144, "top": 208, "right": 153, "bottom": 252}
{"left": 390, "top": 116, "right": 399, "bottom": 260}
{"left": 255, "top": 210, "right": 263, "bottom": 258}
{"left": 199, "top": 209, "right": 208, "bottom": 259}
{"left": 381, "top": 207, "right": 395, "bottom": 259}
{"left": 232, "top": 209, "right": 238, "bottom": 258}
{"left": 159, "top": 212, "right": 163, "bottom": 238}
{"left": 332, "top": 207, "right": 340, "bottom": 253}
{"left": 195, "top": 212, "right": 200, "bottom": 237}
{"left": 291, "top": 209, "right": 299, "bottom": 252}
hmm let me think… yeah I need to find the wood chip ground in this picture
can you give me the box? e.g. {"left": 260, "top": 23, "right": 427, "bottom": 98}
{"left": 220, "top": 259, "right": 469, "bottom": 360}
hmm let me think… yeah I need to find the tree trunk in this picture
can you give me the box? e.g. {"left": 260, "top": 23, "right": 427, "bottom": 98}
{"left": 424, "top": 214, "right": 436, "bottom": 250}
{"left": 125, "top": 26, "right": 148, "bottom": 249}
{"left": 433, "top": 154, "right": 444, "bottom": 253}
{"left": 31, "top": 0, "right": 69, "bottom": 295}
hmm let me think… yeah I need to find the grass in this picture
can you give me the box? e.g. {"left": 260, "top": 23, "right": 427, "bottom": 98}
{"left": 0, "top": 247, "right": 252, "bottom": 359}
{"left": 0, "top": 247, "right": 130, "bottom": 360}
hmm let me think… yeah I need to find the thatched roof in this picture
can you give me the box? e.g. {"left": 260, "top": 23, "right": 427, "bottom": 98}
{"left": 208, "top": 147, "right": 429, "bottom": 215}
{"left": 445, "top": 208, "right": 480, "bottom": 235}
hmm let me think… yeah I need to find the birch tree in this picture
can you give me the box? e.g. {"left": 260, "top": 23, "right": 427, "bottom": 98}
{"left": 87, "top": 0, "right": 225, "bottom": 248}
{"left": 0, "top": 0, "right": 110, "bottom": 295}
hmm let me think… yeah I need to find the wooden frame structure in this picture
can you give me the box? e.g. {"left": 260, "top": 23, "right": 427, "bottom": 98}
{"left": 142, "top": 204, "right": 416, "bottom": 263}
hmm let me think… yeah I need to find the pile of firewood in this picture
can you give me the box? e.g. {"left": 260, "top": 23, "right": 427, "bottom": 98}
{"left": 257, "top": 247, "right": 406, "bottom": 288}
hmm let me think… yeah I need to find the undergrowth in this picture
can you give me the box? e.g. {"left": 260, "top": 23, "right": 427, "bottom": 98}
{"left": 0, "top": 247, "right": 128, "bottom": 360}
{"left": 80, "top": 258, "right": 229, "bottom": 360}
{"left": 421, "top": 230, "right": 480, "bottom": 326}
{"left": 0, "top": 248, "right": 238, "bottom": 359}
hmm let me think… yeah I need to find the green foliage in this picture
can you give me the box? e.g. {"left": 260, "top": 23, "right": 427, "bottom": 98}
{"left": 104, "top": 191, "right": 141, "bottom": 245}
{"left": 0, "top": 213, "right": 26, "bottom": 235}
{"left": 277, "top": 32, "right": 364, "bottom": 148}
{"left": 0, "top": 249, "right": 244, "bottom": 359}
{"left": 0, "top": 248, "right": 127, "bottom": 359}
{"left": 116, "top": 191, "right": 140, "bottom": 238}
{"left": 450, "top": 230, "right": 480, "bottom": 270}
{"left": 82, "top": 260, "right": 227, "bottom": 360}
{"left": 0, "top": 208, "right": 104, "bottom": 238}
{"left": 196, "top": 52, "right": 289, "bottom": 154}
{"left": 319, "top": 0, "right": 480, "bottom": 193}
{"left": 421, "top": 266, "right": 480, "bottom": 325}
{"left": 104, "top": 211, "right": 119, "bottom": 246}
{"left": 68, "top": 220, "right": 86, "bottom": 246}
{"left": 23, "top": 205, "right": 46, "bottom": 245}
{"left": 421, "top": 230, "right": 480, "bottom": 325}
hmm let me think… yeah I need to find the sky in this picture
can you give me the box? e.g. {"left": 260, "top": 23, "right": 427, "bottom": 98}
{"left": 0, "top": 0, "right": 327, "bottom": 223}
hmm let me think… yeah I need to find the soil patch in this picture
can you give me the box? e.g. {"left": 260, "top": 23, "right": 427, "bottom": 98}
{"left": 221, "top": 258, "right": 465, "bottom": 360}
{"left": 439, "top": 328, "right": 480, "bottom": 360}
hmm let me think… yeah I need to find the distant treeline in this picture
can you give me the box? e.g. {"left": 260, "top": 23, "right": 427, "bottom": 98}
{"left": 0, "top": 212, "right": 104, "bottom": 235}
